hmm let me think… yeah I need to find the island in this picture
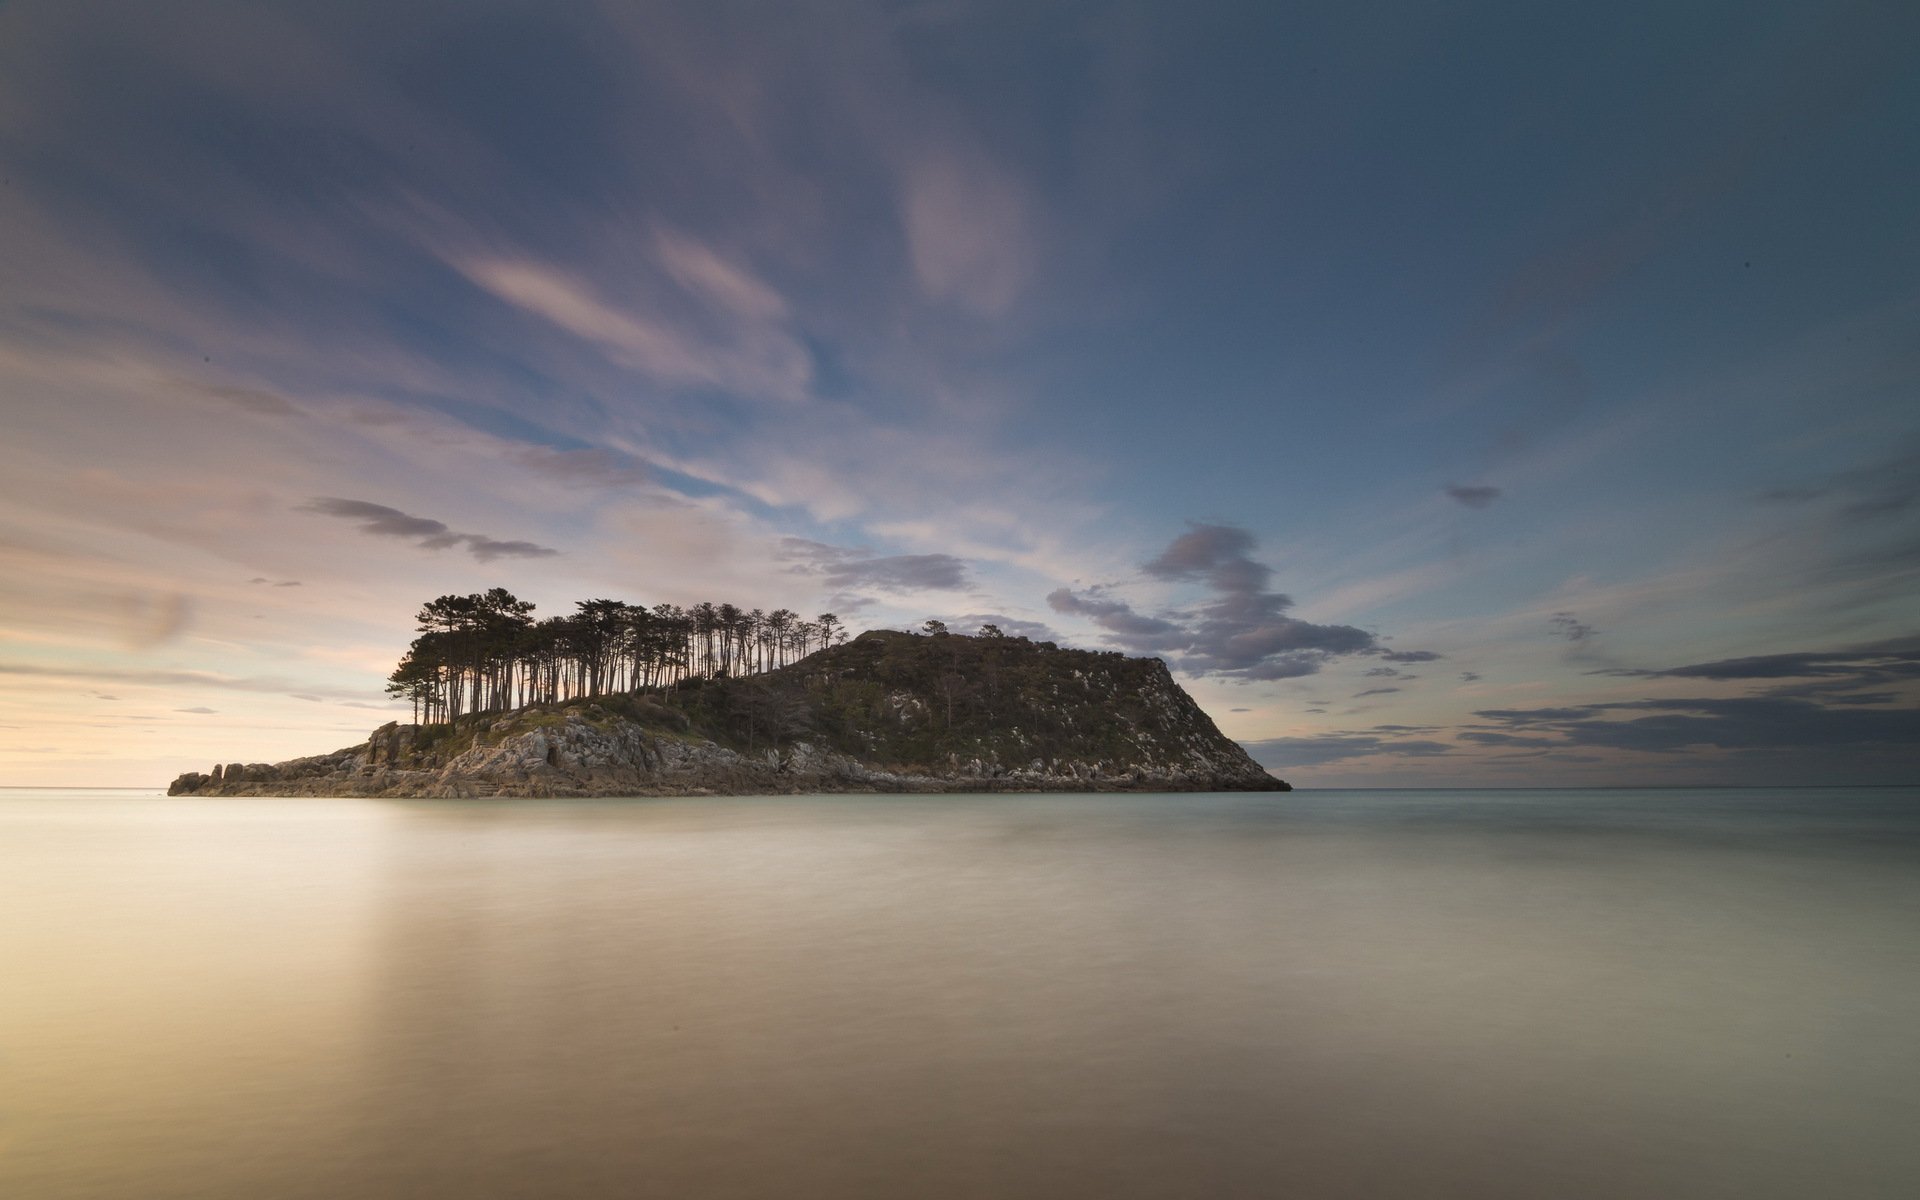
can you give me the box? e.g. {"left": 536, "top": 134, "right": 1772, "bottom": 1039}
{"left": 171, "top": 620, "right": 1288, "bottom": 797}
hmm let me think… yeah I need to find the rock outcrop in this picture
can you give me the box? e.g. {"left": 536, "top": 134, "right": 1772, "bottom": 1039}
{"left": 170, "top": 630, "right": 1290, "bottom": 797}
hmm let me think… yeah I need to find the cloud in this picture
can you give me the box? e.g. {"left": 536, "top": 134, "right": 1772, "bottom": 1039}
{"left": 115, "top": 592, "right": 192, "bottom": 649}
{"left": 779, "top": 538, "right": 971, "bottom": 593}
{"left": 652, "top": 226, "right": 788, "bottom": 322}
{"left": 174, "top": 706, "right": 217, "bottom": 714}
{"left": 302, "top": 498, "right": 449, "bottom": 540}
{"left": 1744, "top": 443, "right": 1920, "bottom": 607}
{"left": 455, "top": 259, "right": 717, "bottom": 385}
{"left": 1241, "top": 734, "right": 1454, "bottom": 767}
{"left": 821, "top": 553, "right": 969, "bottom": 593}
{"left": 1470, "top": 695, "right": 1917, "bottom": 753}
{"left": 1474, "top": 707, "right": 1597, "bottom": 724}
{"left": 1354, "top": 687, "right": 1401, "bottom": 697}
{"left": 1457, "top": 730, "right": 1553, "bottom": 746}
{"left": 901, "top": 147, "right": 1034, "bottom": 316}
{"left": 511, "top": 446, "right": 651, "bottom": 489}
{"left": 460, "top": 536, "right": 564, "bottom": 564}
{"left": 0, "top": 662, "right": 366, "bottom": 701}
{"left": 180, "top": 379, "right": 303, "bottom": 418}
{"left": 1549, "top": 612, "right": 1595, "bottom": 642}
{"left": 1378, "top": 649, "right": 1443, "bottom": 663}
{"left": 450, "top": 247, "right": 811, "bottom": 402}
{"left": 1444, "top": 483, "right": 1502, "bottom": 509}
{"left": 1761, "top": 440, "right": 1920, "bottom": 522}
{"left": 1045, "top": 587, "right": 1186, "bottom": 647}
{"left": 1469, "top": 630, "right": 1920, "bottom": 762}
{"left": 777, "top": 537, "right": 862, "bottom": 564}
{"left": 1258, "top": 624, "right": 1919, "bottom": 779}
{"left": 301, "top": 497, "right": 560, "bottom": 562}
{"left": 1141, "top": 523, "right": 1257, "bottom": 583}
{"left": 1459, "top": 671, "right": 1482, "bottom": 682}
{"left": 1052, "top": 523, "right": 1380, "bottom": 680}
{"left": 1598, "top": 638, "right": 1920, "bottom": 683}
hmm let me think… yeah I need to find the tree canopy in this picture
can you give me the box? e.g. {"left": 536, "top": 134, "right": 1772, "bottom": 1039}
{"left": 386, "top": 589, "right": 848, "bottom": 725}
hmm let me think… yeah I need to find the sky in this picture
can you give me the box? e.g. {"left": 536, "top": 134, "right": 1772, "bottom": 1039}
{"left": 1, "top": 0, "right": 1915, "bottom": 788}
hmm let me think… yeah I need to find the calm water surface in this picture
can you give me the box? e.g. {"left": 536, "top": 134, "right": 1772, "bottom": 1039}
{"left": 3, "top": 787, "right": 1917, "bottom": 1199}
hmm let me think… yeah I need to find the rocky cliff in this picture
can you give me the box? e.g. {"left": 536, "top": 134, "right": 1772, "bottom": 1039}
{"left": 169, "top": 630, "right": 1289, "bottom": 797}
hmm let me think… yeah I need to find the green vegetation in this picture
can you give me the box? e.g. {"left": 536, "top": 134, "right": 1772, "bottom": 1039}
{"left": 177, "top": 621, "right": 1286, "bottom": 795}
{"left": 371, "top": 592, "right": 1256, "bottom": 783}
{"left": 378, "top": 624, "right": 1230, "bottom": 775}
{"left": 385, "top": 588, "right": 847, "bottom": 724}
{"left": 551, "top": 628, "right": 1221, "bottom": 771}
{"left": 749, "top": 628, "right": 1205, "bottom": 771}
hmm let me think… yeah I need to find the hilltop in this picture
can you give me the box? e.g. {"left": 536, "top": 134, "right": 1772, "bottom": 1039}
{"left": 169, "top": 630, "right": 1289, "bottom": 796}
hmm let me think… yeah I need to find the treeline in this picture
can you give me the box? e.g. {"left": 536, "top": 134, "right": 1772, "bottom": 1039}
{"left": 385, "top": 588, "right": 848, "bottom": 725}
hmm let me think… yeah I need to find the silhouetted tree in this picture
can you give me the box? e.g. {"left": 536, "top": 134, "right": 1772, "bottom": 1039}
{"left": 389, "top": 588, "right": 860, "bottom": 725}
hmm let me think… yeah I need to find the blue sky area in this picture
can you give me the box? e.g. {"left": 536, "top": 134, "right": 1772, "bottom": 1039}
{"left": 1, "top": 0, "right": 1915, "bottom": 786}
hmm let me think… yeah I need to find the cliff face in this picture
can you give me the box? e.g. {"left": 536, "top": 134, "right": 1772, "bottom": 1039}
{"left": 169, "top": 630, "right": 1289, "bottom": 797}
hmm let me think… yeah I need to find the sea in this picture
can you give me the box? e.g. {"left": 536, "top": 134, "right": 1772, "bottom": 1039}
{"left": 2, "top": 786, "right": 1917, "bottom": 1199}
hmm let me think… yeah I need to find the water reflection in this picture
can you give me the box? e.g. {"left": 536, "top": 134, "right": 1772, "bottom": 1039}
{"left": 3, "top": 790, "right": 1918, "bottom": 1198}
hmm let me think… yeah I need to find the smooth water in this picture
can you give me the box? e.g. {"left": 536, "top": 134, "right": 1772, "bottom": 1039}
{"left": 2, "top": 787, "right": 1917, "bottom": 1199}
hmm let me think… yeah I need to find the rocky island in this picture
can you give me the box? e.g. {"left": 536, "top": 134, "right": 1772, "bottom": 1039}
{"left": 171, "top": 629, "right": 1288, "bottom": 797}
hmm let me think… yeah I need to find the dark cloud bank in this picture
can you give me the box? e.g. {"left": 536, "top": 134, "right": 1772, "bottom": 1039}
{"left": 1246, "top": 637, "right": 1919, "bottom": 782}
{"left": 1048, "top": 523, "right": 1431, "bottom": 680}
{"left": 302, "top": 498, "right": 560, "bottom": 563}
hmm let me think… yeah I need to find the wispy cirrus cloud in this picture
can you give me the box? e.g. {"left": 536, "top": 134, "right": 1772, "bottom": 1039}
{"left": 901, "top": 147, "right": 1036, "bottom": 317}
{"left": 444, "top": 224, "right": 812, "bottom": 405}
{"left": 177, "top": 379, "right": 305, "bottom": 418}
{"left": 651, "top": 226, "right": 789, "bottom": 322}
